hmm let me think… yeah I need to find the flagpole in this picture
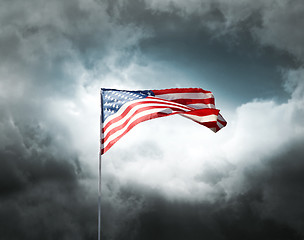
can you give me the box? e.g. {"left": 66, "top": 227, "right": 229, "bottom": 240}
{"left": 98, "top": 89, "right": 103, "bottom": 240}
{"left": 98, "top": 152, "right": 102, "bottom": 240}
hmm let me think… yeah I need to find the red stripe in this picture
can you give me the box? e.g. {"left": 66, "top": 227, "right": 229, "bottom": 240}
{"left": 217, "top": 113, "right": 227, "bottom": 127}
{"left": 193, "top": 120, "right": 220, "bottom": 132}
{"left": 102, "top": 111, "right": 170, "bottom": 154}
{"left": 102, "top": 104, "right": 190, "bottom": 144}
{"left": 103, "top": 98, "right": 193, "bottom": 132}
{"left": 101, "top": 121, "right": 224, "bottom": 155}
{"left": 103, "top": 108, "right": 221, "bottom": 148}
{"left": 152, "top": 88, "right": 211, "bottom": 95}
{"left": 102, "top": 108, "right": 223, "bottom": 154}
{"left": 218, "top": 119, "right": 227, "bottom": 127}
{"left": 181, "top": 108, "right": 219, "bottom": 117}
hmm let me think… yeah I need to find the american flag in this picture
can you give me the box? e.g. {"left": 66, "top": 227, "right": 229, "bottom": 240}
{"left": 100, "top": 88, "right": 227, "bottom": 154}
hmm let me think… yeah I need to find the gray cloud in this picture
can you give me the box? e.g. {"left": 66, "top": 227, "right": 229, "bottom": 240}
{"left": 0, "top": 111, "right": 93, "bottom": 239}
{"left": 104, "top": 0, "right": 299, "bottom": 105}
{"left": 253, "top": 0, "right": 304, "bottom": 62}
{"left": 0, "top": 0, "right": 149, "bottom": 101}
{"left": 142, "top": 0, "right": 304, "bottom": 63}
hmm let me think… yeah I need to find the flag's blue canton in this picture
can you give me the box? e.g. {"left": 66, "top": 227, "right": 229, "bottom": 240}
{"left": 101, "top": 89, "right": 154, "bottom": 122}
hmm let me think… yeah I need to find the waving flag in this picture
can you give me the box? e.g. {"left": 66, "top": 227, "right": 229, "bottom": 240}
{"left": 100, "top": 88, "right": 227, "bottom": 154}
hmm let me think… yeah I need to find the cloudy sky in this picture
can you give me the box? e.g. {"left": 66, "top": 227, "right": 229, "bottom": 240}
{"left": 1, "top": 0, "right": 304, "bottom": 239}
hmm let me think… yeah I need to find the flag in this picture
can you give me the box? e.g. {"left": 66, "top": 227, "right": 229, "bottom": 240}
{"left": 100, "top": 88, "right": 227, "bottom": 154}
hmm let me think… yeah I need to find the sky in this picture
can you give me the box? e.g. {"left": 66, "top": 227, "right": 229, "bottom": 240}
{"left": 1, "top": 0, "right": 304, "bottom": 239}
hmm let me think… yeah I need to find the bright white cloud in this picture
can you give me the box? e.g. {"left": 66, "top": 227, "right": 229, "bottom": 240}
{"left": 69, "top": 66, "right": 304, "bottom": 202}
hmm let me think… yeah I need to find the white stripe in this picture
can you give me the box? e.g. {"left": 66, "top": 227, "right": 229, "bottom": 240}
{"left": 217, "top": 121, "right": 224, "bottom": 129}
{"left": 187, "top": 103, "right": 215, "bottom": 109}
{"left": 217, "top": 113, "right": 226, "bottom": 122}
{"left": 155, "top": 92, "right": 214, "bottom": 100}
{"left": 103, "top": 107, "right": 171, "bottom": 150}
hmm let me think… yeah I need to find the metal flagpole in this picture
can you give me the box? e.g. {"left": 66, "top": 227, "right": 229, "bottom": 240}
{"left": 98, "top": 89, "right": 103, "bottom": 240}
{"left": 98, "top": 152, "right": 102, "bottom": 240}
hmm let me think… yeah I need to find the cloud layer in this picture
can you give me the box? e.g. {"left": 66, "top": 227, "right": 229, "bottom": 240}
{"left": 1, "top": 0, "right": 304, "bottom": 239}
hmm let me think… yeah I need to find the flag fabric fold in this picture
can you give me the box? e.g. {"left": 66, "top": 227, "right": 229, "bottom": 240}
{"left": 100, "top": 88, "right": 227, "bottom": 154}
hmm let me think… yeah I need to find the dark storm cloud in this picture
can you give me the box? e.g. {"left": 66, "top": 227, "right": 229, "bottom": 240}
{"left": 106, "top": 0, "right": 299, "bottom": 104}
{"left": 241, "top": 141, "right": 304, "bottom": 232}
{"left": 0, "top": 119, "right": 79, "bottom": 196}
{"left": 0, "top": 112, "right": 96, "bottom": 240}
